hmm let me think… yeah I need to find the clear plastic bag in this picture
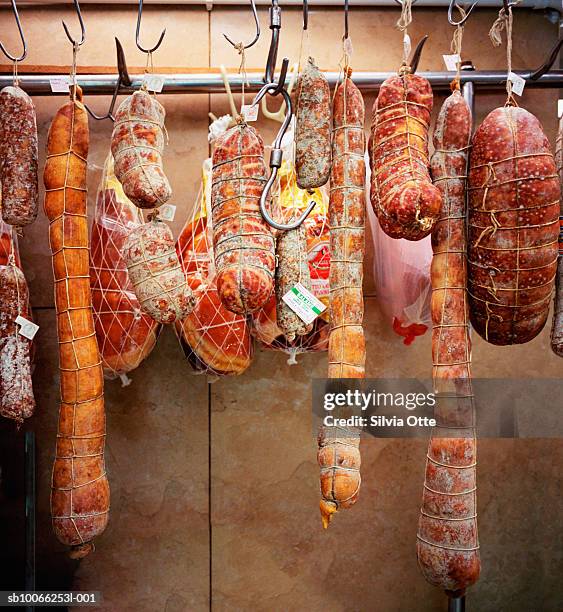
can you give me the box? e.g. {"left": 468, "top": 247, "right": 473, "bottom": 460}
{"left": 365, "top": 152, "right": 432, "bottom": 345}
{"left": 175, "top": 159, "right": 253, "bottom": 377}
{"left": 90, "top": 154, "right": 161, "bottom": 384}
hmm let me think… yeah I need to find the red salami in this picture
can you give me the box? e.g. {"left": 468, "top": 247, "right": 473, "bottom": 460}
{"left": 468, "top": 106, "right": 560, "bottom": 345}
{"left": 0, "top": 86, "right": 38, "bottom": 227}
{"left": 370, "top": 73, "right": 442, "bottom": 241}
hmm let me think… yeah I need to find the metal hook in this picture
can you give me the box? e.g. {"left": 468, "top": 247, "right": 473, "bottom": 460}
{"left": 85, "top": 38, "right": 132, "bottom": 122}
{"left": 529, "top": 37, "right": 563, "bottom": 80}
{"left": 252, "top": 84, "right": 315, "bottom": 231}
{"left": 0, "top": 0, "right": 27, "bottom": 62}
{"left": 265, "top": 0, "right": 282, "bottom": 85}
{"left": 223, "top": 0, "right": 260, "bottom": 49}
{"left": 502, "top": 0, "right": 519, "bottom": 11}
{"left": 303, "top": 0, "right": 308, "bottom": 31}
{"left": 136, "top": 0, "right": 166, "bottom": 54}
{"left": 410, "top": 34, "right": 428, "bottom": 73}
{"left": 447, "top": 0, "right": 478, "bottom": 27}
{"left": 62, "top": 0, "right": 85, "bottom": 47}
{"left": 344, "top": 0, "right": 349, "bottom": 40}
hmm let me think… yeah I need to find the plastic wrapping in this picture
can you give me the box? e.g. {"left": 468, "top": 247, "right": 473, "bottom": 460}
{"left": 251, "top": 153, "right": 331, "bottom": 363}
{"left": 366, "top": 153, "right": 432, "bottom": 345}
{"left": 175, "top": 159, "right": 253, "bottom": 377}
{"left": 90, "top": 154, "right": 160, "bottom": 383}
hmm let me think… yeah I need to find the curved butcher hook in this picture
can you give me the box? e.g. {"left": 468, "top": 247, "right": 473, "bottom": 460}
{"left": 0, "top": 0, "right": 27, "bottom": 62}
{"left": 62, "top": 0, "right": 85, "bottom": 47}
{"left": 252, "top": 83, "right": 316, "bottom": 231}
{"left": 410, "top": 34, "right": 428, "bottom": 73}
{"left": 136, "top": 0, "right": 166, "bottom": 54}
{"left": 447, "top": 0, "right": 478, "bottom": 27}
{"left": 223, "top": 0, "right": 260, "bottom": 49}
{"left": 529, "top": 37, "right": 563, "bottom": 81}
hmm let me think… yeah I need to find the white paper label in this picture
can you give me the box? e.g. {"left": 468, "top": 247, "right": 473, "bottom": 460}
{"left": 15, "top": 315, "right": 39, "bottom": 340}
{"left": 49, "top": 77, "right": 70, "bottom": 93}
{"left": 159, "top": 204, "right": 176, "bottom": 222}
{"left": 508, "top": 72, "right": 525, "bottom": 96}
{"left": 403, "top": 33, "right": 411, "bottom": 63}
{"left": 558, "top": 99, "right": 563, "bottom": 119}
{"left": 282, "top": 282, "right": 327, "bottom": 325}
{"left": 443, "top": 54, "right": 461, "bottom": 72}
{"left": 143, "top": 74, "right": 165, "bottom": 93}
{"left": 241, "top": 104, "right": 259, "bottom": 122}
{"left": 343, "top": 37, "right": 354, "bottom": 57}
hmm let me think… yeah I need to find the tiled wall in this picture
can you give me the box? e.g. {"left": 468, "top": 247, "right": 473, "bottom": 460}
{"left": 0, "top": 4, "right": 562, "bottom": 611}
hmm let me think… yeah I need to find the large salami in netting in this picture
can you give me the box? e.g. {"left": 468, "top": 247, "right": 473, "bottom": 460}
{"left": 175, "top": 159, "right": 253, "bottom": 377}
{"left": 90, "top": 155, "right": 160, "bottom": 383}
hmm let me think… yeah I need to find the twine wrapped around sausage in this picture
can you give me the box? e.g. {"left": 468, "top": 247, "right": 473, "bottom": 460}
{"left": 111, "top": 89, "right": 172, "bottom": 210}
{"left": 417, "top": 89, "right": 480, "bottom": 594}
{"left": 43, "top": 87, "right": 109, "bottom": 558}
{"left": 122, "top": 218, "right": 195, "bottom": 325}
{"left": 551, "top": 114, "right": 563, "bottom": 357}
{"left": 319, "top": 71, "right": 365, "bottom": 529}
{"left": 211, "top": 123, "right": 275, "bottom": 315}
{"left": 467, "top": 106, "right": 560, "bottom": 345}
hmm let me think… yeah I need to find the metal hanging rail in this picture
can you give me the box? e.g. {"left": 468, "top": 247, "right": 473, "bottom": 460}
{"left": 1, "top": 69, "right": 562, "bottom": 94}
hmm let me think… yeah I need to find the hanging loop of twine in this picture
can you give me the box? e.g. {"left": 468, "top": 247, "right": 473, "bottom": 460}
{"left": 396, "top": 0, "right": 413, "bottom": 69}
{"left": 70, "top": 41, "right": 80, "bottom": 101}
{"left": 489, "top": 1, "right": 521, "bottom": 103}
{"left": 12, "top": 59, "right": 19, "bottom": 87}
{"left": 451, "top": 4, "right": 466, "bottom": 88}
{"left": 234, "top": 42, "right": 248, "bottom": 113}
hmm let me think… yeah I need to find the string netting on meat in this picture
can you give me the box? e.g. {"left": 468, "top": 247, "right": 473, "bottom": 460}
{"left": 175, "top": 158, "right": 253, "bottom": 378}
{"left": 90, "top": 154, "right": 161, "bottom": 386}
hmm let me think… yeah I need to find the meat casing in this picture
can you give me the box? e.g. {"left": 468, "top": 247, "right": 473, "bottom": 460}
{"left": 0, "top": 264, "right": 35, "bottom": 422}
{"left": 111, "top": 90, "right": 172, "bottom": 209}
{"left": 318, "top": 74, "right": 365, "bottom": 529}
{"left": 43, "top": 89, "right": 109, "bottom": 558}
{"left": 370, "top": 74, "right": 442, "bottom": 241}
{"left": 211, "top": 124, "right": 275, "bottom": 314}
{"left": 551, "top": 115, "right": 563, "bottom": 357}
{"left": 90, "top": 155, "right": 160, "bottom": 378}
{"left": 294, "top": 57, "right": 332, "bottom": 190}
{"left": 275, "top": 226, "right": 313, "bottom": 342}
{"left": 417, "top": 90, "right": 480, "bottom": 593}
{"left": 468, "top": 106, "right": 560, "bottom": 345}
{"left": 122, "top": 218, "right": 195, "bottom": 325}
{"left": 0, "top": 86, "right": 39, "bottom": 227}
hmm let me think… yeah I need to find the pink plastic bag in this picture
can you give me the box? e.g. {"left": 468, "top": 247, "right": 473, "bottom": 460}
{"left": 365, "top": 153, "right": 432, "bottom": 345}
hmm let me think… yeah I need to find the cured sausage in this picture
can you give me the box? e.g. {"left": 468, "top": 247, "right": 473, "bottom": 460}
{"left": 551, "top": 115, "right": 563, "bottom": 357}
{"left": 43, "top": 88, "right": 109, "bottom": 558}
{"left": 319, "top": 72, "right": 365, "bottom": 529}
{"left": 0, "top": 86, "right": 39, "bottom": 227}
{"left": 122, "top": 218, "right": 195, "bottom": 325}
{"left": 467, "top": 106, "right": 560, "bottom": 345}
{"left": 0, "top": 263, "right": 35, "bottom": 423}
{"left": 90, "top": 155, "right": 160, "bottom": 379}
{"left": 417, "top": 89, "right": 480, "bottom": 593}
{"left": 294, "top": 57, "right": 332, "bottom": 190}
{"left": 370, "top": 73, "right": 442, "bottom": 241}
{"left": 275, "top": 226, "right": 313, "bottom": 342}
{"left": 111, "top": 89, "right": 172, "bottom": 209}
{"left": 211, "top": 123, "right": 275, "bottom": 314}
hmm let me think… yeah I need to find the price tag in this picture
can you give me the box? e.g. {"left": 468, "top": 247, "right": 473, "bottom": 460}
{"left": 558, "top": 99, "right": 563, "bottom": 119}
{"left": 443, "top": 54, "right": 461, "bottom": 72}
{"left": 49, "top": 77, "right": 70, "bottom": 93}
{"left": 508, "top": 72, "right": 526, "bottom": 97}
{"left": 403, "top": 33, "right": 411, "bottom": 64}
{"left": 159, "top": 204, "right": 176, "bottom": 222}
{"left": 343, "top": 37, "right": 354, "bottom": 57}
{"left": 282, "top": 282, "right": 326, "bottom": 325}
{"left": 241, "top": 104, "right": 259, "bottom": 122}
{"left": 15, "top": 315, "right": 39, "bottom": 340}
{"left": 143, "top": 74, "right": 165, "bottom": 93}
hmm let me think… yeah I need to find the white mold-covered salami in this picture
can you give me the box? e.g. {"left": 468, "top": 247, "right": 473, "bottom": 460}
{"left": 275, "top": 226, "right": 313, "bottom": 342}
{"left": 0, "top": 86, "right": 39, "bottom": 227}
{"left": 122, "top": 218, "right": 195, "bottom": 324}
{"left": 111, "top": 90, "right": 172, "bottom": 209}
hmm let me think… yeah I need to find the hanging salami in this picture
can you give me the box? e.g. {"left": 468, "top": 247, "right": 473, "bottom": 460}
{"left": 319, "top": 72, "right": 365, "bottom": 529}
{"left": 90, "top": 154, "right": 160, "bottom": 380}
{"left": 0, "top": 85, "right": 39, "bottom": 228}
{"left": 417, "top": 89, "right": 480, "bottom": 593}
{"left": 467, "top": 105, "right": 560, "bottom": 345}
{"left": 43, "top": 87, "right": 109, "bottom": 558}
{"left": 370, "top": 73, "right": 442, "bottom": 241}
{"left": 211, "top": 123, "right": 275, "bottom": 315}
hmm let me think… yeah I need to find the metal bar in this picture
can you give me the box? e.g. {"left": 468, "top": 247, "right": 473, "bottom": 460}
{"left": 448, "top": 594, "right": 466, "bottom": 612}
{"left": 24, "top": 431, "right": 35, "bottom": 611}
{"left": 2, "top": 70, "right": 563, "bottom": 94}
